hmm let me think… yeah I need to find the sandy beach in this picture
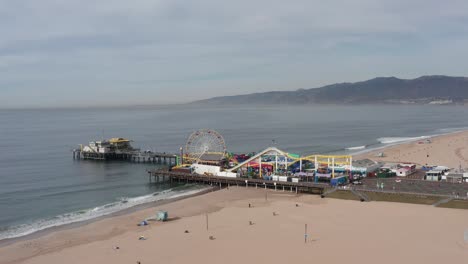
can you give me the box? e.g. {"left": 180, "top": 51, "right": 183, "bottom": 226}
{"left": 2, "top": 131, "right": 468, "bottom": 264}
{"left": 1, "top": 186, "right": 467, "bottom": 264}
{"left": 356, "top": 130, "right": 468, "bottom": 170}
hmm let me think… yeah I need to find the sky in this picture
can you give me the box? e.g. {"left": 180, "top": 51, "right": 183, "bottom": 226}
{"left": 1, "top": 0, "right": 468, "bottom": 108}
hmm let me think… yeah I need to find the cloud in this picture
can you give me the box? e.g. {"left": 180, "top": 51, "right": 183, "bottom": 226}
{"left": 1, "top": 0, "right": 468, "bottom": 107}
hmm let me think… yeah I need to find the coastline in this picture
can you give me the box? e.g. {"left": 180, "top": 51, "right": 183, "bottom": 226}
{"left": 352, "top": 128, "right": 466, "bottom": 155}
{"left": 5, "top": 128, "right": 462, "bottom": 245}
{"left": 0, "top": 186, "right": 216, "bottom": 247}
{"left": 1, "top": 187, "right": 467, "bottom": 264}
{"left": 2, "top": 130, "right": 468, "bottom": 263}
{"left": 0, "top": 187, "right": 263, "bottom": 264}
{"left": 354, "top": 130, "right": 468, "bottom": 169}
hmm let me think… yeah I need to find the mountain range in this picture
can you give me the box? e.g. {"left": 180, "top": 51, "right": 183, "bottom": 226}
{"left": 192, "top": 75, "right": 468, "bottom": 105}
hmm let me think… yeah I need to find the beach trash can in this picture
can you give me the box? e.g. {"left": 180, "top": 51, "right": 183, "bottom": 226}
{"left": 156, "top": 210, "right": 168, "bottom": 221}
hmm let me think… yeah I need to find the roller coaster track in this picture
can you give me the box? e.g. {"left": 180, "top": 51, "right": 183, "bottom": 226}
{"left": 226, "top": 147, "right": 352, "bottom": 172}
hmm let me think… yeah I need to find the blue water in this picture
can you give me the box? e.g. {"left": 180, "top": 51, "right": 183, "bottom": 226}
{"left": 1, "top": 104, "right": 468, "bottom": 239}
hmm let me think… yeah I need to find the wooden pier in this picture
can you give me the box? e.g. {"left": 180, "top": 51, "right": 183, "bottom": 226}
{"left": 148, "top": 169, "right": 327, "bottom": 195}
{"left": 73, "top": 149, "right": 178, "bottom": 165}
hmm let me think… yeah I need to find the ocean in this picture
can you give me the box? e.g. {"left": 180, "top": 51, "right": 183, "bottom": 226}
{"left": 1, "top": 104, "right": 468, "bottom": 240}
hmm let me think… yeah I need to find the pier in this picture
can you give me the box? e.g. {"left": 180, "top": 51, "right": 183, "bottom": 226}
{"left": 73, "top": 130, "right": 468, "bottom": 199}
{"left": 73, "top": 149, "right": 178, "bottom": 165}
{"left": 72, "top": 137, "right": 178, "bottom": 165}
{"left": 148, "top": 169, "right": 327, "bottom": 195}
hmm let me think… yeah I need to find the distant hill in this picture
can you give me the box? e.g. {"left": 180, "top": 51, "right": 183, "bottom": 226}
{"left": 192, "top": 75, "right": 468, "bottom": 105}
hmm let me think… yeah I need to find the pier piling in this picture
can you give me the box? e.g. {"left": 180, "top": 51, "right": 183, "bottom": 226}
{"left": 147, "top": 170, "right": 326, "bottom": 195}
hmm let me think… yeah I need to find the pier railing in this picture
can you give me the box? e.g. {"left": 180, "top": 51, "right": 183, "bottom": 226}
{"left": 148, "top": 169, "right": 327, "bottom": 195}
{"left": 147, "top": 169, "right": 468, "bottom": 199}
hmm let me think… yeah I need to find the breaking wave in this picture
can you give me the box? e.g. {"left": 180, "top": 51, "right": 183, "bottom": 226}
{"left": 345, "top": 145, "right": 366, "bottom": 150}
{"left": 377, "top": 136, "right": 430, "bottom": 144}
{"left": 0, "top": 185, "right": 209, "bottom": 241}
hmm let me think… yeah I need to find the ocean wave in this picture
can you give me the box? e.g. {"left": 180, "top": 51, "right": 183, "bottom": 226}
{"left": 377, "top": 136, "right": 429, "bottom": 144}
{"left": 0, "top": 185, "right": 209, "bottom": 241}
{"left": 355, "top": 128, "right": 468, "bottom": 156}
{"left": 338, "top": 127, "right": 468, "bottom": 156}
{"left": 345, "top": 145, "right": 366, "bottom": 150}
{"left": 435, "top": 127, "right": 468, "bottom": 133}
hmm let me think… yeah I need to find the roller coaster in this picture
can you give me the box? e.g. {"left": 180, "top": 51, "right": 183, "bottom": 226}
{"left": 226, "top": 147, "right": 352, "bottom": 179}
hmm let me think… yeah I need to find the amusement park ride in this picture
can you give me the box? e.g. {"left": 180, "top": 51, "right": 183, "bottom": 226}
{"left": 183, "top": 129, "right": 227, "bottom": 165}
{"left": 176, "top": 129, "right": 354, "bottom": 182}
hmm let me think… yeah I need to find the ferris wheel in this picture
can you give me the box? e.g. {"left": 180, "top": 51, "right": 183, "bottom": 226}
{"left": 184, "top": 129, "right": 226, "bottom": 162}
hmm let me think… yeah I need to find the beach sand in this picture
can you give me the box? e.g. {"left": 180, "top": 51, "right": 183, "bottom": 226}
{"left": 1, "top": 187, "right": 467, "bottom": 264}
{"left": 356, "top": 130, "right": 468, "bottom": 170}
{"left": 2, "top": 131, "right": 468, "bottom": 264}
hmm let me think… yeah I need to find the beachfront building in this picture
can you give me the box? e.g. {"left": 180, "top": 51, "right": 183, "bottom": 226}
{"left": 376, "top": 168, "right": 397, "bottom": 178}
{"left": 425, "top": 170, "right": 442, "bottom": 181}
{"left": 396, "top": 167, "right": 412, "bottom": 177}
{"left": 350, "top": 159, "right": 381, "bottom": 176}
{"left": 191, "top": 164, "right": 221, "bottom": 175}
{"left": 381, "top": 163, "right": 398, "bottom": 171}
{"left": 395, "top": 163, "right": 417, "bottom": 177}
{"left": 196, "top": 153, "right": 227, "bottom": 166}
{"left": 184, "top": 152, "right": 232, "bottom": 176}
{"left": 444, "top": 173, "right": 463, "bottom": 183}
{"left": 328, "top": 159, "right": 381, "bottom": 176}
{"left": 432, "top": 166, "right": 450, "bottom": 175}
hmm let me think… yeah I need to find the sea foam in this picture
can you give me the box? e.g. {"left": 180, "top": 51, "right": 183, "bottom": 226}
{"left": 345, "top": 145, "right": 366, "bottom": 150}
{"left": 0, "top": 185, "right": 209, "bottom": 241}
{"left": 377, "top": 136, "right": 429, "bottom": 144}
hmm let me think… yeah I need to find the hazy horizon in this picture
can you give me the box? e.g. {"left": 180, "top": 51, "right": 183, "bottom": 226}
{"left": 2, "top": 0, "right": 468, "bottom": 108}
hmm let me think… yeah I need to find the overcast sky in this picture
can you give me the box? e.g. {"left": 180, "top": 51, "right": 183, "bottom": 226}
{"left": 1, "top": 0, "right": 468, "bottom": 108}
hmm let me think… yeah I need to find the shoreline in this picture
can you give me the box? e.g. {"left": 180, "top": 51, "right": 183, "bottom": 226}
{"left": 0, "top": 187, "right": 269, "bottom": 264}
{"left": 1, "top": 187, "right": 467, "bottom": 264}
{"left": 350, "top": 129, "right": 468, "bottom": 157}
{"left": 354, "top": 129, "right": 468, "bottom": 169}
{"left": 2, "top": 130, "right": 468, "bottom": 263}
{"left": 2, "top": 128, "right": 468, "bottom": 246}
{"left": 0, "top": 185, "right": 216, "bottom": 247}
